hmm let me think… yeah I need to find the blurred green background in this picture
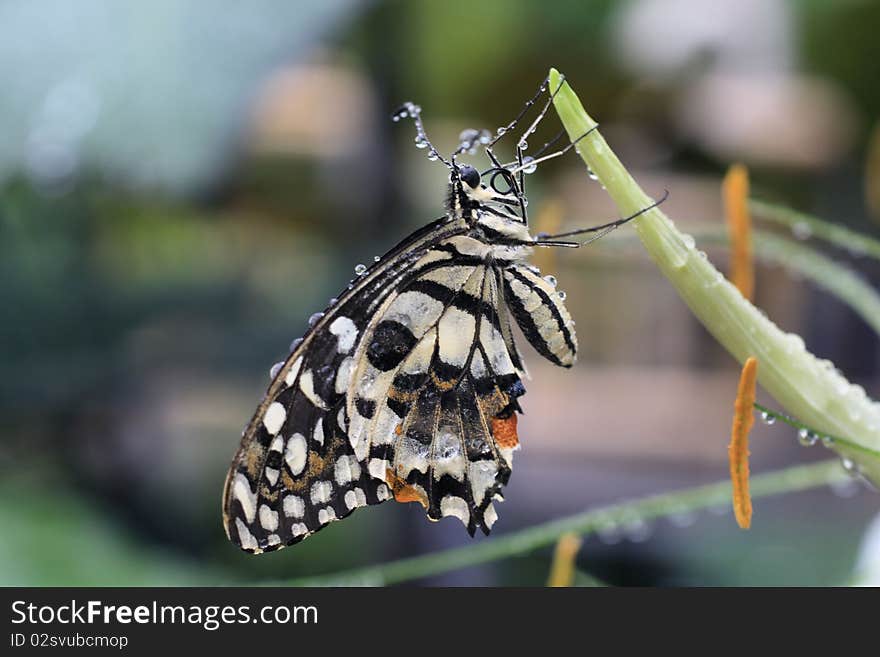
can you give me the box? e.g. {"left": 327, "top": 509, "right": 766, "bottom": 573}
{"left": 2, "top": 0, "right": 880, "bottom": 586}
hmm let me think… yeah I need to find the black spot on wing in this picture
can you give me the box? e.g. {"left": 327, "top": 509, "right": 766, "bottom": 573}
{"left": 367, "top": 320, "right": 418, "bottom": 371}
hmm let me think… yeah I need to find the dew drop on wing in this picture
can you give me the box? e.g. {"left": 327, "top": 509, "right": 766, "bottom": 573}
{"left": 269, "top": 361, "right": 284, "bottom": 379}
{"left": 308, "top": 312, "right": 324, "bottom": 327}
{"left": 522, "top": 156, "right": 537, "bottom": 174}
{"left": 354, "top": 263, "right": 367, "bottom": 275}
{"left": 289, "top": 337, "right": 303, "bottom": 352}
{"left": 478, "top": 129, "right": 491, "bottom": 144}
{"left": 557, "top": 290, "right": 567, "bottom": 301}
{"left": 543, "top": 274, "right": 557, "bottom": 287}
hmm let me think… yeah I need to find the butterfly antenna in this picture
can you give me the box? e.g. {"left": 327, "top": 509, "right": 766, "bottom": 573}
{"left": 534, "top": 190, "right": 670, "bottom": 246}
{"left": 391, "top": 101, "right": 451, "bottom": 167}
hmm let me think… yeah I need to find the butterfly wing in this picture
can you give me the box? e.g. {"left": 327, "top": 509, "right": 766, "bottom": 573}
{"left": 222, "top": 217, "right": 467, "bottom": 553}
{"left": 345, "top": 241, "right": 527, "bottom": 536}
{"left": 502, "top": 263, "right": 578, "bottom": 367}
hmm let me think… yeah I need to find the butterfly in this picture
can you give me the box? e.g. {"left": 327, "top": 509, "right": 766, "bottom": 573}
{"left": 222, "top": 77, "right": 663, "bottom": 553}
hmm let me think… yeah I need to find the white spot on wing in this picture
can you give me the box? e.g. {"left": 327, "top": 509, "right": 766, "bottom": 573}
{"left": 283, "top": 494, "right": 305, "bottom": 518}
{"left": 344, "top": 488, "right": 367, "bottom": 510}
{"left": 469, "top": 459, "right": 499, "bottom": 506}
{"left": 368, "top": 458, "right": 390, "bottom": 481}
{"left": 263, "top": 402, "right": 286, "bottom": 435}
{"left": 259, "top": 504, "right": 279, "bottom": 531}
{"left": 318, "top": 507, "right": 337, "bottom": 524}
{"left": 335, "top": 356, "right": 355, "bottom": 395}
{"left": 231, "top": 472, "right": 257, "bottom": 523}
{"left": 290, "top": 523, "right": 308, "bottom": 537}
{"left": 484, "top": 502, "right": 498, "bottom": 529}
{"left": 285, "top": 356, "right": 303, "bottom": 386}
{"left": 312, "top": 419, "right": 325, "bottom": 446}
{"left": 440, "top": 495, "right": 470, "bottom": 525}
{"left": 310, "top": 480, "right": 333, "bottom": 505}
{"left": 334, "top": 455, "right": 361, "bottom": 485}
{"left": 235, "top": 518, "right": 259, "bottom": 551}
{"left": 329, "top": 316, "right": 359, "bottom": 353}
{"left": 299, "top": 370, "right": 329, "bottom": 410}
{"left": 284, "top": 433, "right": 308, "bottom": 475}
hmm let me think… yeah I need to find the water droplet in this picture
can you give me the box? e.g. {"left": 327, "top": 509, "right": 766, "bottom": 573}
{"left": 521, "top": 156, "right": 537, "bottom": 174}
{"left": 557, "top": 290, "right": 567, "bottom": 301}
{"left": 289, "top": 337, "right": 303, "bottom": 352}
{"left": 327, "top": 297, "right": 338, "bottom": 306}
{"left": 414, "top": 135, "right": 428, "bottom": 149}
{"left": 668, "top": 508, "right": 698, "bottom": 528}
{"left": 373, "top": 255, "right": 381, "bottom": 263}
{"left": 621, "top": 515, "right": 652, "bottom": 543}
{"left": 792, "top": 221, "right": 813, "bottom": 240}
{"left": 478, "top": 129, "right": 491, "bottom": 144}
{"left": 520, "top": 140, "right": 528, "bottom": 150}
{"left": 798, "top": 428, "right": 818, "bottom": 446}
{"left": 830, "top": 476, "right": 860, "bottom": 498}
{"left": 308, "top": 312, "right": 324, "bottom": 327}
{"left": 354, "top": 263, "right": 367, "bottom": 275}
{"left": 270, "top": 361, "right": 284, "bottom": 379}
{"left": 587, "top": 168, "right": 598, "bottom": 181}
{"left": 496, "top": 126, "right": 507, "bottom": 136}
{"left": 427, "top": 151, "right": 439, "bottom": 161}
{"left": 840, "top": 457, "right": 855, "bottom": 472}
{"left": 543, "top": 274, "right": 557, "bottom": 287}
{"left": 597, "top": 523, "right": 622, "bottom": 545}
{"left": 681, "top": 234, "right": 696, "bottom": 249}
{"left": 821, "top": 435, "right": 835, "bottom": 448}
{"left": 760, "top": 411, "right": 776, "bottom": 425}
{"left": 458, "top": 128, "right": 479, "bottom": 144}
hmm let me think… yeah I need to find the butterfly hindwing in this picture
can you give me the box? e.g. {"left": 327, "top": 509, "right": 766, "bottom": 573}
{"left": 502, "top": 263, "right": 578, "bottom": 368}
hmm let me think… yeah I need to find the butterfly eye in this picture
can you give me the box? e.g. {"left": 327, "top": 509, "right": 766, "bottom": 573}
{"left": 459, "top": 165, "right": 480, "bottom": 189}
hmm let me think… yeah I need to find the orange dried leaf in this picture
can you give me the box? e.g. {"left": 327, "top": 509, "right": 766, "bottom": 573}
{"left": 547, "top": 532, "right": 582, "bottom": 587}
{"left": 723, "top": 164, "right": 754, "bottom": 301}
{"left": 729, "top": 356, "right": 758, "bottom": 529}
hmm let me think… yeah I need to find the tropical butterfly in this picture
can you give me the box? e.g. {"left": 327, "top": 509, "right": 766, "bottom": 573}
{"left": 222, "top": 77, "right": 663, "bottom": 553}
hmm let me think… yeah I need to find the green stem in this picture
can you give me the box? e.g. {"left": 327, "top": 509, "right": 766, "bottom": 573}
{"left": 750, "top": 198, "right": 880, "bottom": 261}
{"left": 693, "top": 226, "right": 880, "bottom": 338}
{"left": 273, "top": 460, "right": 846, "bottom": 586}
{"left": 549, "top": 67, "right": 880, "bottom": 485}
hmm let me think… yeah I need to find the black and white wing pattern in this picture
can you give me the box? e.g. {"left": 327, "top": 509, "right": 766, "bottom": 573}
{"left": 223, "top": 216, "right": 578, "bottom": 552}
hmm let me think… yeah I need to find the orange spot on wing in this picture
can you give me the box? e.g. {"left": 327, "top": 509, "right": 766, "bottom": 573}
{"left": 386, "top": 469, "right": 428, "bottom": 508}
{"left": 394, "top": 423, "right": 403, "bottom": 436}
{"left": 491, "top": 414, "right": 519, "bottom": 449}
{"left": 729, "top": 357, "right": 757, "bottom": 529}
{"left": 723, "top": 164, "right": 754, "bottom": 301}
